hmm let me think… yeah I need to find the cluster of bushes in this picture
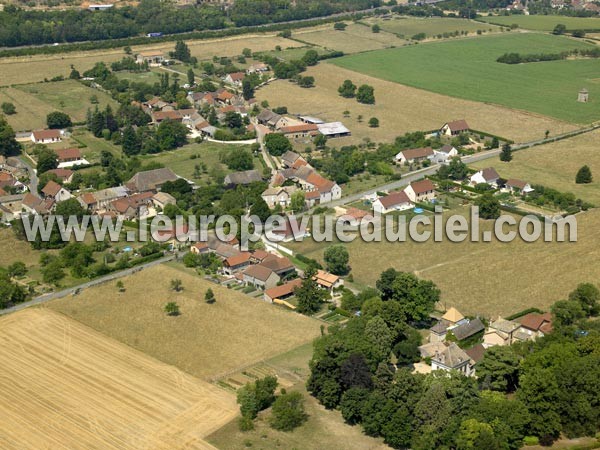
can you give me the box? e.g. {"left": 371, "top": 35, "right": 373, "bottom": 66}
{"left": 528, "top": 184, "right": 592, "bottom": 213}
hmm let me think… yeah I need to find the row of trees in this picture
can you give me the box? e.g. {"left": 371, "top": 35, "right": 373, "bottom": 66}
{"left": 338, "top": 79, "right": 376, "bottom": 104}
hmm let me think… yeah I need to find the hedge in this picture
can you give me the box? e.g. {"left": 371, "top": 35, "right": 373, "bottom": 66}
{"left": 505, "top": 307, "right": 545, "bottom": 321}
{"left": 295, "top": 253, "right": 323, "bottom": 269}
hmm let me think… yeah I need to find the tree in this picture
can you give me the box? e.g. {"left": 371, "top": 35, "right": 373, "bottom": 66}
{"left": 372, "top": 24, "right": 381, "bottom": 33}
{"left": 302, "top": 49, "right": 319, "bottom": 66}
{"left": 477, "top": 345, "right": 521, "bottom": 392}
{"left": 356, "top": 85, "right": 375, "bottom": 104}
{"left": 368, "top": 117, "right": 379, "bottom": 128}
{"left": 476, "top": 193, "right": 500, "bottom": 219}
{"left": 517, "top": 367, "right": 561, "bottom": 442}
{"left": 36, "top": 148, "right": 58, "bottom": 174}
{"left": 553, "top": 24, "right": 566, "bottom": 35}
{"left": 338, "top": 79, "right": 357, "bottom": 98}
{"left": 170, "top": 278, "right": 183, "bottom": 292}
{"left": 340, "top": 353, "right": 372, "bottom": 389}
{"left": 365, "top": 316, "right": 393, "bottom": 363}
{"left": 499, "top": 143, "right": 512, "bottom": 162}
{"left": 576, "top": 165, "right": 592, "bottom": 184}
{"left": 164, "top": 301, "right": 180, "bottom": 316}
{"left": 205, "top": 288, "right": 216, "bottom": 303}
{"left": 456, "top": 419, "right": 502, "bottom": 450}
{"left": 334, "top": 22, "right": 347, "bottom": 31}
{"left": 551, "top": 299, "right": 584, "bottom": 327}
{"left": 324, "top": 245, "right": 349, "bottom": 275}
{"left": 1, "top": 102, "right": 16, "bottom": 115}
{"left": 384, "top": 271, "right": 440, "bottom": 323}
{"left": 269, "top": 391, "right": 307, "bottom": 431}
{"left": 290, "top": 190, "right": 306, "bottom": 212}
{"left": 242, "top": 78, "right": 254, "bottom": 101}
{"left": 46, "top": 111, "right": 72, "bottom": 129}
{"left": 237, "top": 376, "right": 278, "bottom": 420}
{"left": 265, "top": 133, "right": 292, "bottom": 156}
{"left": 41, "top": 259, "right": 65, "bottom": 285}
{"left": 340, "top": 387, "right": 369, "bottom": 425}
{"left": 568, "top": 282, "right": 600, "bottom": 316}
{"left": 186, "top": 68, "right": 195, "bottom": 86}
{"left": 0, "top": 116, "right": 20, "bottom": 156}
{"left": 116, "top": 280, "right": 125, "bottom": 292}
{"left": 298, "top": 76, "right": 315, "bottom": 88}
{"left": 156, "top": 119, "right": 188, "bottom": 150}
{"left": 173, "top": 40, "right": 191, "bottom": 62}
{"left": 311, "top": 134, "right": 326, "bottom": 150}
{"left": 121, "top": 124, "right": 141, "bottom": 156}
{"left": 250, "top": 196, "right": 271, "bottom": 222}
{"left": 55, "top": 198, "right": 86, "bottom": 218}
{"left": 295, "top": 267, "right": 327, "bottom": 315}
{"left": 0, "top": 270, "right": 27, "bottom": 308}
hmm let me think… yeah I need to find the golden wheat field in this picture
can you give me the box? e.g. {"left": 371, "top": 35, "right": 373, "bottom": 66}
{"left": 256, "top": 63, "right": 579, "bottom": 145}
{"left": 0, "top": 308, "right": 237, "bottom": 450}
{"left": 48, "top": 264, "right": 322, "bottom": 380}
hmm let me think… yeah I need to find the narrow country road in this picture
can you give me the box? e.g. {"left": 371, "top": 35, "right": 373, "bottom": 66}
{"left": 0, "top": 254, "right": 176, "bottom": 316}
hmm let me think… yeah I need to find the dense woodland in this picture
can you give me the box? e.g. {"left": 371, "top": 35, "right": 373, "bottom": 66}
{"left": 308, "top": 270, "right": 600, "bottom": 449}
{"left": 0, "top": 0, "right": 381, "bottom": 47}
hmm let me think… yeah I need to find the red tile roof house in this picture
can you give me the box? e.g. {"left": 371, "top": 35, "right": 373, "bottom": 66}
{"left": 224, "top": 72, "right": 246, "bottom": 86}
{"left": 46, "top": 168, "right": 74, "bottom": 184}
{"left": 505, "top": 179, "right": 534, "bottom": 196}
{"left": 372, "top": 191, "right": 413, "bottom": 215}
{"left": 517, "top": 312, "right": 553, "bottom": 339}
{"left": 41, "top": 180, "right": 72, "bottom": 203}
{"left": 223, "top": 252, "right": 252, "bottom": 275}
{"left": 55, "top": 148, "right": 83, "bottom": 163}
{"left": 404, "top": 179, "right": 436, "bottom": 203}
{"left": 278, "top": 124, "right": 319, "bottom": 139}
{"left": 395, "top": 147, "right": 435, "bottom": 165}
{"left": 260, "top": 254, "right": 296, "bottom": 277}
{"left": 31, "top": 129, "right": 63, "bottom": 144}
{"left": 263, "top": 278, "right": 303, "bottom": 303}
{"left": 440, "top": 119, "right": 470, "bottom": 136}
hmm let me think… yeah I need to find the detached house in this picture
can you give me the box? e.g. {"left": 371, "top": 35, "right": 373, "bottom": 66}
{"left": 404, "top": 179, "right": 436, "bottom": 203}
{"left": 41, "top": 180, "right": 72, "bottom": 203}
{"left": 224, "top": 170, "right": 263, "bottom": 187}
{"left": 470, "top": 167, "right": 500, "bottom": 188}
{"left": 46, "top": 168, "right": 74, "bottom": 184}
{"left": 372, "top": 191, "right": 413, "bottom": 215}
{"left": 505, "top": 179, "right": 534, "bottom": 196}
{"left": 126, "top": 168, "right": 178, "bottom": 193}
{"left": 223, "top": 252, "right": 252, "bottom": 275}
{"left": 483, "top": 318, "right": 522, "bottom": 347}
{"left": 517, "top": 312, "right": 553, "bottom": 339}
{"left": 431, "top": 343, "right": 474, "bottom": 377}
{"left": 31, "top": 129, "right": 62, "bottom": 144}
{"left": 224, "top": 72, "right": 246, "bottom": 86}
{"left": 433, "top": 145, "right": 459, "bottom": 163}
{"left": 264, "top": 278, "right": 302, "bottom": 303}
{"left": 395, "top": 147, "right": 434, "bottom": 165}
{"left": 440, "top": 120, "right": 470, "bottom": 136}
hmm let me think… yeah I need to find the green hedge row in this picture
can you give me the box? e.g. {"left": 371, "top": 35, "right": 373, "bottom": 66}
{"left": 505, "top": 307, "right": 545, "bottom": 321}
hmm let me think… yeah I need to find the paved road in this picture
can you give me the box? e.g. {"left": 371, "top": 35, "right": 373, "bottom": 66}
{"left": 0, "top": 254, "right": 176, "bottom": 316}
{"left": 322, "top": 123, "right": 600, "bottom": 210}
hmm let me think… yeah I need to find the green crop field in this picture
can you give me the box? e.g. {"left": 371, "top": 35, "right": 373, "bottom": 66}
{"left": 366, "top": 16, "right": 499, "bottom": 37}
{"left": 479, "top": 15, "right": 600, "bottom": 31}
{"left": 332, "top": 33, "right": 600, "bottom": 124}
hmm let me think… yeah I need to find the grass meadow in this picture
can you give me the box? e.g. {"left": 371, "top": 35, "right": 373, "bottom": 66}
{"left": 478, "top": 15, "right": 600, "bottom": 31}
{"left": 472, "top": 129, "right": 600, "bottom": 205}
{"left": 48, "top": 264, "right": 322, "bottom": 380}
{"left": 332, "top": 33, "right": 600, "bottom": 124}
{"left": 366, "top": 16, "right": 499, "bottom": 37}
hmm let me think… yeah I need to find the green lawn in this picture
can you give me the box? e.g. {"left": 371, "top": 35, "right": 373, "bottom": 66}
{"left": 479, "top": 15, "right": 600, "bottom": 31}
{"left": 367, "top": 16, "right": 498, "bottom": 37}
{"left": 71, "top": 130, "right": 123, "bottom": 163}
{"left": 138, "top": 141, "right": 254, "bottom": 182}
{"left": 114, "top": 70, "right": 163, "bottom": 83}
{"left": 17, "top": 80, "right": 117, "bottom": 123}
{"left": 331, "top": 33, "right": 600, "bottom": 124}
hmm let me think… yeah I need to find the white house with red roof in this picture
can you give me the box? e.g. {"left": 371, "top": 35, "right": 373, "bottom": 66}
{"left": 440, "top": 120, "right": 470, "bottom": 136}
{"left": 31, "top": 129, "right": 63, "bottom": 144}
{"left": 404, "top": 179, "right": 436, "bottom": 203}
{"left": 373, "top": 191, "right": 413, "bottom": 214}
{"left": 470, "top": 167, "right": 500, "bottom": 187}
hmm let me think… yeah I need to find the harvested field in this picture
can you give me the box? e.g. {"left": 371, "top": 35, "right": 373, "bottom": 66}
{"left": 365, "top": 16, "right": 499, "bottom": 37}
{"left": 471, "top": 129, "right": 600, "bottom": 205}
{"left": 478, "top": 15, "right": 600, "bottom": 31}
{"left": 0, "top": 34, "right": 302, "bottom": 86}
{"left": 0, "top": 308, "right": 237, "bottom": 450}
{"left": 295, "top": 22, "right": 405, "bottom": 53}
{"left": 48, "top": 264, "right": 322, "bottom": 380}
{"left": 287, "top": 207, "right": 600, "bottom": 318}
{"left": 256, "top": 63, "right": 578, "bottom": 145}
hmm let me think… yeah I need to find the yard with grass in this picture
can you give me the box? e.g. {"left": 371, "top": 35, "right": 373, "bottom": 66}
{"left": 256, "top": 62, "right": 578, "bottom": 145}
{"left": 332, "top": 33, "right": 600, "bottom": 124}
{"left": 472, "top": 129, "right": 600, "bottom": 205}
{"left": 48, "top": 264, "right": 322, "bottom": 380}
{"left": 287, "top": 207, "right": 600, "bottom": 318}
{"left": 478, "top": 15, "right": 600, "bottom": 32}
